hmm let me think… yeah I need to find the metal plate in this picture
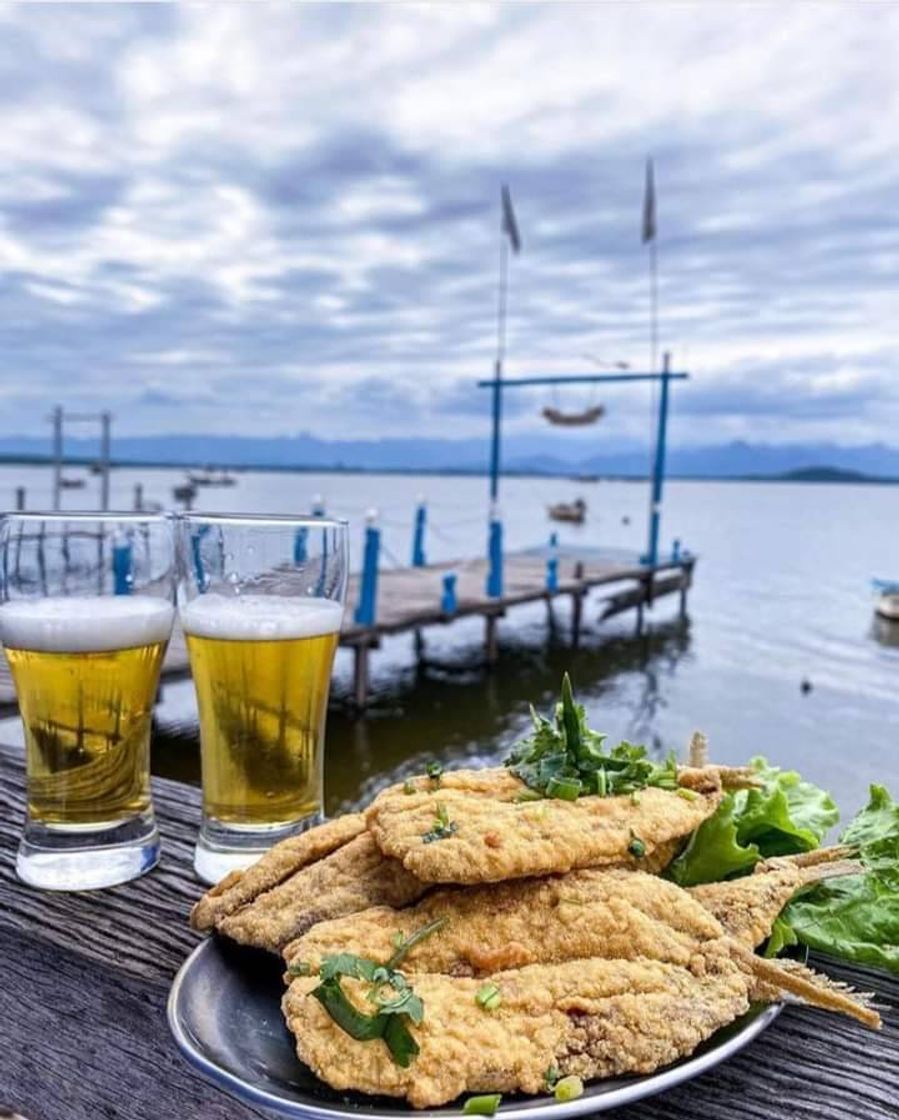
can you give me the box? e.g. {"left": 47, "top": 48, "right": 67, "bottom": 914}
{"left": 168, "top": 937, "right": 782, "bottom": 1119}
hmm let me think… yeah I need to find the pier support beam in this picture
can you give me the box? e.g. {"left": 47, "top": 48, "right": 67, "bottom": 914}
{"left": 571, "top": 562, "right": 585, "bottom": 647}
{"left": 353, "top": 643, "right": 370, "bottom": 709}
{"left": 484, "top": 614, "right": 499, "bottom": 664}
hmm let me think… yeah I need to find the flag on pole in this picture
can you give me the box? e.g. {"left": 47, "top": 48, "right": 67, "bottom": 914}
{"left": 501, "top": 184, "right": 522, "bottom": 254}
{"left": 641, "top": 158, "right": 656, "bottom": 244}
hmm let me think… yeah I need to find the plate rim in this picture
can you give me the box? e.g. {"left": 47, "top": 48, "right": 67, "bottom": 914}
{"left": 168, "top": 936, "right": 783, "bottom": 1119}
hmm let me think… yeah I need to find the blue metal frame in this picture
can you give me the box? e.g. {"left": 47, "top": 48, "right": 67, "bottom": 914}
{"left": 479, "top": 355, "right": 687, "bottom": 570}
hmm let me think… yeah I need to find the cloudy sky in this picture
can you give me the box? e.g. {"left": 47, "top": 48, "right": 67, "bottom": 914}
{"left": 1, "top": 1, "right": 897, "bottom": 449}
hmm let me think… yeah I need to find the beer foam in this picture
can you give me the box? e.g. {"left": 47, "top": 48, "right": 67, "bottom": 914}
{"left": 180, "top": 593, "right": 343, "bottom": 641}
{"left": 0, "top": 595, "right": 175, "bottom": 653}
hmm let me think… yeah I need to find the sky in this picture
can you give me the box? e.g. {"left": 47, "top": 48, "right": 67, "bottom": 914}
{"left": 0, "top": 1, "right": 897, "bottom": 450}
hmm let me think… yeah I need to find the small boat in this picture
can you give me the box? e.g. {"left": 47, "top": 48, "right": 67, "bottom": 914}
{"left": 59, "top": 475, "right": 86, "bottom": 490}
{"left": 872, "top": 580, "right": 899, "bottom": 622}
{"left": 173, "top": 481, "right": 198, "bottom": 505}
{"left": 548, "top": 497, "right": 587, "bottom": 524}
{"left": 188, "top": 468, "right": 237, "bottom": 487}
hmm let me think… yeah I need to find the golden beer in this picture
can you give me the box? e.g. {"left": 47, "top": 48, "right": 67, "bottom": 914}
{"left": 0, "top": 597, "right": 173, "bottom": 827}
{"left": 182, "top": 595, "right": 342, "bottom": 827}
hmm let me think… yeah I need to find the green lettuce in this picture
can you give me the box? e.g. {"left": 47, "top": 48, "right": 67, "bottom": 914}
{"left": 779, "top": 785, "right": 899, "bottom": 974}
{"left": 668, "top": 756, "right": 838, "bottom": 886}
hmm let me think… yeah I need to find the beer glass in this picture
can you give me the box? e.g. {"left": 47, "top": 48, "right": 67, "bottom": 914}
{"left": 0, "top": 513, "right": 175, "bottom": 890}
{"left": 175, "top": 514, "right": 348, "bottom": 883}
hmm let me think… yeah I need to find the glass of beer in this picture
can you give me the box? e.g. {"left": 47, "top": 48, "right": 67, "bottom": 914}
{"left": 175, "top": 513, "right": 348, "bottom": 883}
{"left": 0, "top": 513, "right": 175, "bottom": 890}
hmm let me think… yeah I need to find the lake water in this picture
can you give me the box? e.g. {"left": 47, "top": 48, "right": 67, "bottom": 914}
{"left": 2, "top": 463, "right": 897, "bottom": 824}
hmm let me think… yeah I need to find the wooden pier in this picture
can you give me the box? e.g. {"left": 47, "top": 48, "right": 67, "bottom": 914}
{"left": 0, "top": 548, "right": 694, "bottom": 714}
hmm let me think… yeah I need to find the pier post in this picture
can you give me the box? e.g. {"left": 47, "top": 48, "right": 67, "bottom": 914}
{"left": 412, "top": 497, "right": 427, "bottom": 568}
{"left": 353, "top": 642, "right": 370, "bottom": 709}
{"left": 484, "top": 614, "right": 499, "bottom": 664}
{"left": 645, "top": 351, "right": 672, "bottom": 570}
{"left": 14, "top": 487, "right": 25, "bottom": 512}
{"left": 354, "top": 512, "right": 380, "bottom": 627}
{"left": 571, "top": 561, "right": 584, "bottom": 647}
{"left": 312, "top": 494, "right": 326, "bottom": 518}
{"left": 133, "top": 484, "right": 143, "bottom": 512}
{"left": 546, "top": 531, "right": 559, "bottom": 592}
{"left": 441, "top": 571, "right": 458, "bottom": 615}
{"left": 486, "top": 504, "right": 503, "bottom": 598}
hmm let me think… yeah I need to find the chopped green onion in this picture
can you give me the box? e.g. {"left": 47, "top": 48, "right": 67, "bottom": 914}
{"left": 287, "top": 959, "right": 312, "bottom": 976}
{"left": 463, "top": 1094, "right": 503, "bottom": 1116}
{"left": 475, "top": 982, "right": 502, "bottom": 1011}
{"left": 546, "top": 775, "right": 582, "bottom": 801}
{"left": 422, "top": 802, "right": 458, "bottom": 843}
{"left": 554, "top": 1075, "right": 584, "bottom": 1102}
{"left": 676, "top": 787, "right": 699, "bottom": 801}
{"left": 628, "top": 834, "right": 646, "bottom": 858}
{"left": 515, "top": 788, "right": 544, "bottom": 803}
{"left": 426, "top": 761, "right": 444, "bottom": 784}
{"left": 403, "top": 779, "right": 416, "bottom": 795}
{"left": 543, "top": 1065, "right": 560, "bottom": 1089}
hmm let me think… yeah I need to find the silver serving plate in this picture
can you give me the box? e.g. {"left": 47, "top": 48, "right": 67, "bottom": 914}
{"left": 168, "top": 937, "right": 781, "bottom": 1118}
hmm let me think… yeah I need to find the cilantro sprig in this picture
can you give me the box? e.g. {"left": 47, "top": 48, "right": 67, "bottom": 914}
{"left": 505, "top": 674, "right": 678, "bottom": 801}
{"left": 297, "top": 919, "right": 447, "bottom": 1067}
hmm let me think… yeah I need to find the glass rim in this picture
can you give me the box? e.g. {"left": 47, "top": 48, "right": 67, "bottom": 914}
{"left": 1, "top": 510, "right": 173, "bottom": 524}
{"left": 175, "top": 512, "right": 349, "bottom": 530}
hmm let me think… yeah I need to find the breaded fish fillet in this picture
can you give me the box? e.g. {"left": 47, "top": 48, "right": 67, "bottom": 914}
{"left": 284, "top": 868, "right": 723, "bottom": 976}
{"left": 219, "top": 833, "right": 427, "bottom": 950}
{"left": 283, "top": 941, "right": 878, "bottom": 1108}
{"left": 283, "top": 852, "right": 861, "bottom": 976}
{"left": 191, "top": 813, "right": 367, "bottom": 931}
{"left": 366, "top": 779, "right": 726, "bottom": 885}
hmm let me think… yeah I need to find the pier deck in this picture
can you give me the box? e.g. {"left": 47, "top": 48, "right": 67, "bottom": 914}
{"left": 0, "top": 548, "right": 694, "bottom": 713}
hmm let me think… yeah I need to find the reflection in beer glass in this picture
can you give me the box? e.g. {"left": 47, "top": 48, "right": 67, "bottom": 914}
{"left": 0, "top": 513, "right": 176, "bottom": 890}
{"left": 175, "top": 514, "right": 348, "bottom": 884}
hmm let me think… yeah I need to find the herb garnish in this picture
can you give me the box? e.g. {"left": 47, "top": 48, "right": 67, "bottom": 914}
{"left": 505, "top": 674, "right": 679, "bottom": 801}
{"left": 305, "top": 919, "right": 446, "bottom": 1067}
{"left": 426, "top": 761, "right": 444, "bottom": 785}
{"left": 403, "top": 779, "right": 416, "bottom": 795}
{"left": 422, "top": 802, "right": 458, "bottom": 843}
{"left": 628, "top": 833, "right": 647, "bottom": 859}
{"left": 464, "top": 1094, "right": 503, "bottom": 1116}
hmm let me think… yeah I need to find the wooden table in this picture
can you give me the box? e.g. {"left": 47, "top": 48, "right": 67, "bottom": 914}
{"left": 0, "top": 742, "right": 896, "bottom": 1120}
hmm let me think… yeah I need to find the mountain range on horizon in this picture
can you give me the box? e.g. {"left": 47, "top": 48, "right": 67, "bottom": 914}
{"left": 2, "top": 432, "right": 899, "bottom": 479}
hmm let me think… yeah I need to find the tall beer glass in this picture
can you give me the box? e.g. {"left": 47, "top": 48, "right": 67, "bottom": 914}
{"left": 0, "top": 513, "right": 175, "bottom": 890}
{"left": 175, "top": 514, "right": 348, "bottom": 883}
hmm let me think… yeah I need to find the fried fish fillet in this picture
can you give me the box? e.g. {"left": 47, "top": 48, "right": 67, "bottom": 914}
{"left": 191, "top": 813, "right": 367, "bottom": 932}
{"left": 284, "top": 868, "right": 723, "bottom": 976}
{"left": 283, "top": 941, "right": 878, "bottom": 1108}
{"left": 217, "top": 832, "right": 427, "bottom": 950}
{"left": 365, "top": 769, "right": 738, "bottom": 885}
{"left": 282, "top": 851, "right": 862, "bottom": 977}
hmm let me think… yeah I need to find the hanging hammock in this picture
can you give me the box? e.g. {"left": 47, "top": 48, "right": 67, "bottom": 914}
{"left": 541, "top": 404, "right": 605, "bottom": 427}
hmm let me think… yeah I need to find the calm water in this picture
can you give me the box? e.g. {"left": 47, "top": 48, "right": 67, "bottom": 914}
{"left": 2, "top": 464, "right": 898, "bottom": 823}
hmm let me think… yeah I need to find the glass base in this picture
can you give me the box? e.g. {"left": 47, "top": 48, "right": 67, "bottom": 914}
{"left": 16, "top": 809, "right": 160, "bottom": 891}
{"left": 194, "top": 811, "right": 324, "bottom": 885}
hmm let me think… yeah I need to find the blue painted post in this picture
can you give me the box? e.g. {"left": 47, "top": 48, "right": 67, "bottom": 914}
{"left": 489, "top": 360, "right": 502, "bottom": 503}
{"left": 486, "top": 503, "right": 503, "bottom": 598}
{"left": 293, "top": 528, "right": 308, "bottom": 565}
{"left": 546, "top": 531, "right": 559, "bottom": 592}
{"left": 441, "top": 571, "right": 457, "bottom": 614}
{"left": 354, "top": 512, "right": 380, "bottom": 627}
{"left": 112, "top": 536, "right": 133, "bottom": 595}
{"left": 672, "top": 538, "right": 681, "bottom": 563}
{"left": 645, "top": 351, "right": 672, "bottom": 569}
{"left": 412, "top": 497, "right": 427, "bottom": 568}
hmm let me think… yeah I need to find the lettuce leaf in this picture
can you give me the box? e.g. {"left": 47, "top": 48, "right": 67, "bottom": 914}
{"left": 778, "top": 785, "right": 899, "bottom": 973}
{"left": 667, "top": 757, "right": 838, "bottom": 886}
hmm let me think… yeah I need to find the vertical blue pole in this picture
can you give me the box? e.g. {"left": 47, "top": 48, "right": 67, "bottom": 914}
{"left": 354, "top": 514, "right": 380, "bottom": 627}
{"left": 112, "top": 537, "right": 133, "bottom": 595}
{"left": 294, "top": 528, "right": 308, "bottom": 564}
{"left": 486, "top": 504, "right": 503, "bottom": 598}
{"left": 412, "top": 498, "right": 427, "bottom": 567}
{"left": 546, "top": 530, "right": 559, "bottom": 592}
{"left": 646, "top": 351, "right": 671, "bottom": 569}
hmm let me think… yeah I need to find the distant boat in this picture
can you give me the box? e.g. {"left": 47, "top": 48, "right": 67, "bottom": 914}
{"left": 59, "top": 475, "right": 86, "bottom": 490}
{"left": 187, "top": 468, "right": 237, "bottom": 487}
{"left": 548, "top": 497, "right": 587, "bottom": 524}
{"left": 872, "top": 580, "right": 899, "bottom": 622}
